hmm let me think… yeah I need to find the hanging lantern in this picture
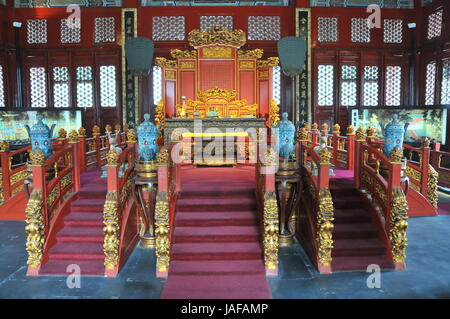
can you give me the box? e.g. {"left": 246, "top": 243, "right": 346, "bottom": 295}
{"left": 125, "top": 37, "right": 154, "bottom": 77}
{"left": 277, "top": 37, "right": 307, "bottom": 77}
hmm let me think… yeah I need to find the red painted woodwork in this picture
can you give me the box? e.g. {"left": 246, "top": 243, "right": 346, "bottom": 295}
{"left": 239, "top": 70, "right": 256, "bottom": 104}
{"left": 179, "top": 71, "right": 196, "bottom": 101}
{"left": 199, "top": 59, "right": 235, "bottom": 92}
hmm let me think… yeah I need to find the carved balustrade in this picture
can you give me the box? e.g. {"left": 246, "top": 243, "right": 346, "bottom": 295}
{"left": 431, "top": 143, "right": 450, "bottom": 190}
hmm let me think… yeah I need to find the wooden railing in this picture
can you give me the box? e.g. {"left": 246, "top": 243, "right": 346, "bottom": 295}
{"left": 431, "top": 143, "right": 450, "bottom": 189}
{"left": 357, "top": 141, "right": 408, "bottom": 270}
{"left": 296, "top": 134, "right": 334, "bottom": 274}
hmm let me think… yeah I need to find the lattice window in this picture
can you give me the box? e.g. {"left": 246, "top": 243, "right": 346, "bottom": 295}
{"left": 248, "top": 16, "right": 280, "bottom": 41}
{"left": 384, "top": 19, "right": 403, "bottom": 44}
{"left": 30, "top": 67, "right": 47, "bottom": 108}
{"left": 99, "top": 65, "right": 117, "bottom": 107}
{"left": 425, "top": 61, "right": 436, "bottom": 106}
{"left": 76, "top": 66, "right": 94, "bottom": 108}
{"left": 363, "top": 66, "right": 379, "bottom": 107}
{"left": 27, "top": 19, "right": 47, "bottom": 44}
{"left": 200, "top": 16, "right": 233, "bottom": 31}
{"left": 152, "top": 16, "right": 185, "bottom": 41}
{"left": 340, "top": 65, "right": 357, "bottom": 106}
{"left": 441, "top": 59, "right": 450, "bottom": 105}
{"left": 385, "top": 66, "right": 402, "bottom": 106}
{"left": 52, "top": 67, "right": 69, "bottom": 108}
{"left": 94, "top": 17, "right": 115, "bottom": 43}
{"left": 153, "top": 65, "right": 162, "bottom": 105}
{"left": 61, "top": 18, "right": 81, "bottom": 44}
{"left": 427, "top": 9, "right": 443, "bottom": 40}
{"left": 317, "top": 65, "right": 334, "bottom": 106}
{"left": 273, "top": 66, "right": 281, "bottom": 105}
{"left": 351, "top": 18, "right": 370, "bottom": 43}
{"left": 318, "top": 17, "right": 338, "bottom": 43}
{"left": 0, "top": 65, "right": 4, "bottom": 107}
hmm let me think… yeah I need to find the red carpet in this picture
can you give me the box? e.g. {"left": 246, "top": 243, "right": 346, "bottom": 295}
{"left": 39, "top": 169, "right": 106, "bottom": 276}
{"left": 329, "top": 168, "right": 394, "bottom": 271}
{"left": 438, "top": 201, "right": 450, "bottom": 215}
{"left": 161, "top": 165, "right": 272, "bottom": 299}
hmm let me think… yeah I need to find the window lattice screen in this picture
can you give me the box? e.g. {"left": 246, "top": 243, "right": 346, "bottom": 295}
{"left": 30, "top": 67, "right": 47, "bottom": 108}
{"left": 441, "top": 60, "right": 450, "bottom": 105}
{"left": 425, "top": 61, "right": 436, "bottom": 106}
{"left": 76, "top": 66, "right": 94, "bottom": 108}
{"left": 99, "top": 65, "right": 117, "bottom": 107}
{"left": 200, "top": 16, "right": 233, "bottom": 31}
{"left": 317, "top": 65, "right": 334, "bottom": 106}
{"left": 351, "top": 18, "right": 370, "bottom": 43}
{"left": 27, "top": 19, "right": 48, "bottom": 44}
{"left": 340, "top": 65, "right": 357, "bottom": 106}
{"left": 61, "top": 18, "right": 81, "bottom": 44}
{"left": 385, "top": 66, "right": 402, "bottom": 106}
{"left": 363, "top": 66, "right": 379, "bottom": 107}
{"left": 0, "top": 66, "right": 4, "bottom": 107}
{"left": 94, "top": 17, "right": 116, "bottom": 43}
{"left": 53, "top": 67, "right": 69, "bottom": 108}
{"left": 153, "top": 66, "right": 162, "bottom": 105}
{"left": 152, "top": 16, "right": 185, "bottom": 41}
{"left": 427, "top": 9, "right": 443, "bottom": 40}
{"left": 318, "top": 17, "right": 338, "bottom": 43}
{"left": 248, "top": 16, "right": 280, "bottom": 41}
{"left": 384, "top": 19, "right": 403, "bottom": 44}
{"left": 273, "top": 66, "right": 281, "bottom": 105}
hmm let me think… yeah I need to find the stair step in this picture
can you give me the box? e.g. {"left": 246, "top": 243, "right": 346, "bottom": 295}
{"left": 332, "top": 238, "right": 386, "bottom": 257}
{"left": 177, "top": 203, "right": 257, "bottom": 212}
{"left": 171, "top": 242, "right": 263, "bottom": 261}
{"left": 173, "top": 226, "right": 260, "bottom": 243}
{"left": 70, "top": 199, "right": 105, "bottom": 212}
{"left": 39, "top": 259, "right": 104, "bottom": 276}
{"left": 179, "top": 190, "right": 255, "bottom": 198}
{"left": 333, "top": 198, "right": 364, "bottom": 208}
{"left": 169, "top": 260, "right": 265, "bottom": 275}
{"left": 333, "top": 223, "right": 378, "bottom": 239}
{"left": 48, "top": 242, "right": 104, "bottom": 260}
{"left": 56, "top": 226, "right": 104, "bottom": 242}
{"left": 175, "top": 211, "right": 257, "bottom": 227}
{"left": 333, "top": 209, "right": 372, "bottom": 224}
{"left": 177, "top": 196, "right": 256, "bottom": 207}
{"left": 331, "top": 255, "right": 394, "bottom": 271}
{"left": 64, "top": 212, "right": 103, "bottom": 227}
{"left": 77, "top": 191, "right": 107, "bottom": 199}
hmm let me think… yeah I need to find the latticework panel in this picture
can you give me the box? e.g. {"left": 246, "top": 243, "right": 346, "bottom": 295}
{"left": 384, "top": 19, "right": 403, "bottom": 44}
{"left": 351, "top": 18, "right": 370, "bottom": 43}
{"left": 152, "top": 16, "right": 185, "bottom": 41}
{"left": 99, "top": 65, "right": 117, "bottom": 107}
{"left": 318, "top": 17, "right": 338, "bottom": 43}
{"left": 427, "top": 9, "right": 443, "bottom": 40}
{"left": 425, "top": 61, "right": 436, "bottom": 106}
{"left": 53, "top": 67, "right": 69, "bottom": 108}
{"left": 76, "top": 66, "right": 94, "bottom": 108}
{"left": 30, "top": 67, "right": 47, "bottom": 108}
{"left": 61, "top": 18, "right": 81, "bottom": 44}
{"left": 248, "top": 16, "right": 280, "bottom": 41}
{"left": 340, "top": 65, "right": 357, "bottom": 106}
{"left": 273, "top": 66, "right": 281, "bottom": 105}
{"left": 385, "top": 66, "right": 402, "bottom": 106}
{"left": 27, "top": 19, "right": 47, "bottom": 44}
{"left": 200, "top": 16, "right": 233, "bottom": 31}
{"left": 0, "top": 66, "right": 4, "bottom": 107}
{"left": 153, "top": 66, "right": 162, "bottom": 105}
{"left": 317, "top": 65, "right": 334, "bottom": 106}
{"left": 363, "top": 66, "right": 379, "bottom": 107}
{"left": 441, "top": 59, "right": 450, "bottom": 105}
{"left": 94, "top": 17, "right": 115, "bottom": 43}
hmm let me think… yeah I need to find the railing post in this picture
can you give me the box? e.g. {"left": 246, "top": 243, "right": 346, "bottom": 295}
{"left": 346, "top": 126, "right": 355, "bottom": 171}
{"left": 354, "top": 128, "right": 366, "bottom": 189}
{"left": 431, "top": 142, "right": 441, "bottom": 169}
{"left": 77, "top": 127, "right": 87, "bottom": 173}
{"left": 92, "top": 125, "right": 101, "bottom": 167}
{"left": 68, "top": 131, "right": 81, "bottom": 192}
{"left": 0, "top": 142, "right": 12, "bottom": 203}
{"left": 115, "top": 124, "right": 121, "bottom": 145}
{"left": 420, "top": 140, "right": 431, "bottom": 196}
{"left": 311, "top": 123, "right": 318, "bottom": 148}
{"left": 332, "top": 124, "right": 340, "bottom": 165}
{"left": 55, "top": 128, "right": 67, "bottom": 151}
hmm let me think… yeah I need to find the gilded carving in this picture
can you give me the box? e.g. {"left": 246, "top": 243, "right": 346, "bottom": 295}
{"left": 262, "top": 148, "right": 277, "bottom": 166}
{"left": 321, "top": 123, "right": 329, "bottom": 133}
{"left": 346, "top": 125, "right": 355, "bottom": 136}
{"left": 0, "top": 140, "right": 9, "bottom": 152}
{"left": 188, "top": 25, "right": 246, "bottom": 48}
{"left": 389, "top": 187, "right": 408, "bottom": 264}
{"left": 47, "top": 186, "right": 58, "bottom": 209}
{"left": 10, "top": 170, "right": 29, "bottom": 186}
{"left": 29, "top": 149, "right": 46, "bottom": 166}
{"left": 356, "top": 128, "right": 365, "bottom": 141}
{"left": 389, "top": 147, "right": 403, "bottom": 163}
{"left": 197, "top": 87, "right": 237, "bottom": 103}
{"left": 270, "top": 99, "right": 280, "bottom": 127}
{"left": 155, "top": 100, "right": 166, "bottom": 129}
{"left": 333, "top": 124, "right": 340, "bottom": 134}
{"left": 366, "top": 126, "right": 375, "bottom": 137}
{"left": 157, "top": 148, "right": 169, "bottom": 164}
{"left": 68, "top": 130, "right": 79, "bottom": 144}
{"left": 58, "top": 128, "right": 67, "bottom": 139}
{"left": 202, "top": 46, "right": 232, "bottom": 58}
{"left": 427, "top": 165, "right": 439, "bottom": 209}
{"left": 317, "top": 188, "right": 334, "bottom": 267}
{"left": 103, "top": 191, "right": 120, "bottom": 270}
{"left": 296, "top": 127, "right": 308, "bottom": 142}
{"left": 263, "top": 191, "right": 279, "bottom": 270}
{"left": 105, "top": 124, "right": 112, "bottom": 133}
{"left": 259, "top": 71, "right": 269, "bottom": 78}
{"left": 319, "top": 147, "right": 332, "bottom": 165}
{"left": 78, "top": 127, "right": 86, "bottom": 137}
{"left": 165, "top": 70, "right": 175, "bottom": 79}
{"left": 256, "top": 57, "right": 279, "bottom": 68}
{"left": 92, "top": 125, "right": 100, "bottom": 136}
{"left": 180, "top": 61, "right": 195, "bottom": 69}
{"left": 312, "top": 123, "right": 318, "bottom": 130}
{"left": 25, "top": 190, "right": 45, "bottom": 268}
{"left": 106, "top": 149, "right": 120, "bottom": 166}
{"left": 155, "top": 57, "right": 177, "bottom": 69}
{"left": 127, "top": 128, "right": 137, "bottom": 143}
{"left": 239, "top": 61, "right": 254, "bottom": 69}
{"left": 155, "top": 191, "right": 170, "bottom": 272}
{"left": 405, "top": 166, "right": 422, "bottom": 182}
{"left": 421, "top": 137, "right": 431, "bottom": 148}
{"left": 238, "top": 49, "right": 264, "bottom": 59}
{"left": 170, "top": 49, "right": 197, "bottom": 59}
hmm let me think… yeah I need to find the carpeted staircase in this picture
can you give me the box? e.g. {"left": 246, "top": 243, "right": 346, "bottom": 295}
{"left": 160, "top": 166, "right": 272, "bottom": 299}
{"left": 39, "top": 169, "right": 106, "bottom": 276}
{"left": 330, "top": 169, "right": 394, "bottom": 272}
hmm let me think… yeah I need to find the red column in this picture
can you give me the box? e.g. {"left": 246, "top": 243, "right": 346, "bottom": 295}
{"left": 69, "top": 141, "right": 81, "bottom": 192}
{"left": 421, "top": 146, "right": 431, "bottom": 196}
{"left": 347, "top": 135, "right": 355, "bottom": 171}
{"left": 0, "top": 150, "right": 11, "bottom": 202}
{"left": 78, "top": 135, "right": 86, "bottom": 173}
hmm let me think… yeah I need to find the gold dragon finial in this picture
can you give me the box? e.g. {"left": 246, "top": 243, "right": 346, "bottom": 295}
{"left": 389, "top": 147, "right": 403, "bottom": 163}
{"left": 29, "top": 149, "right": 46, "bottom": 166}
{"left": 92, "top": 125, "right": 100, "bottom": 136}
{"left": 58, "top": 128, "right": 67, "bottom": 139}
{"left": 78, "top": 127, "right": 86, "bottom": 137}
{"left": 68, "top": 130, "right": 79, "bottom": 144}
{"left": 346, "top": 125, "right": 355, "bottom": 136}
